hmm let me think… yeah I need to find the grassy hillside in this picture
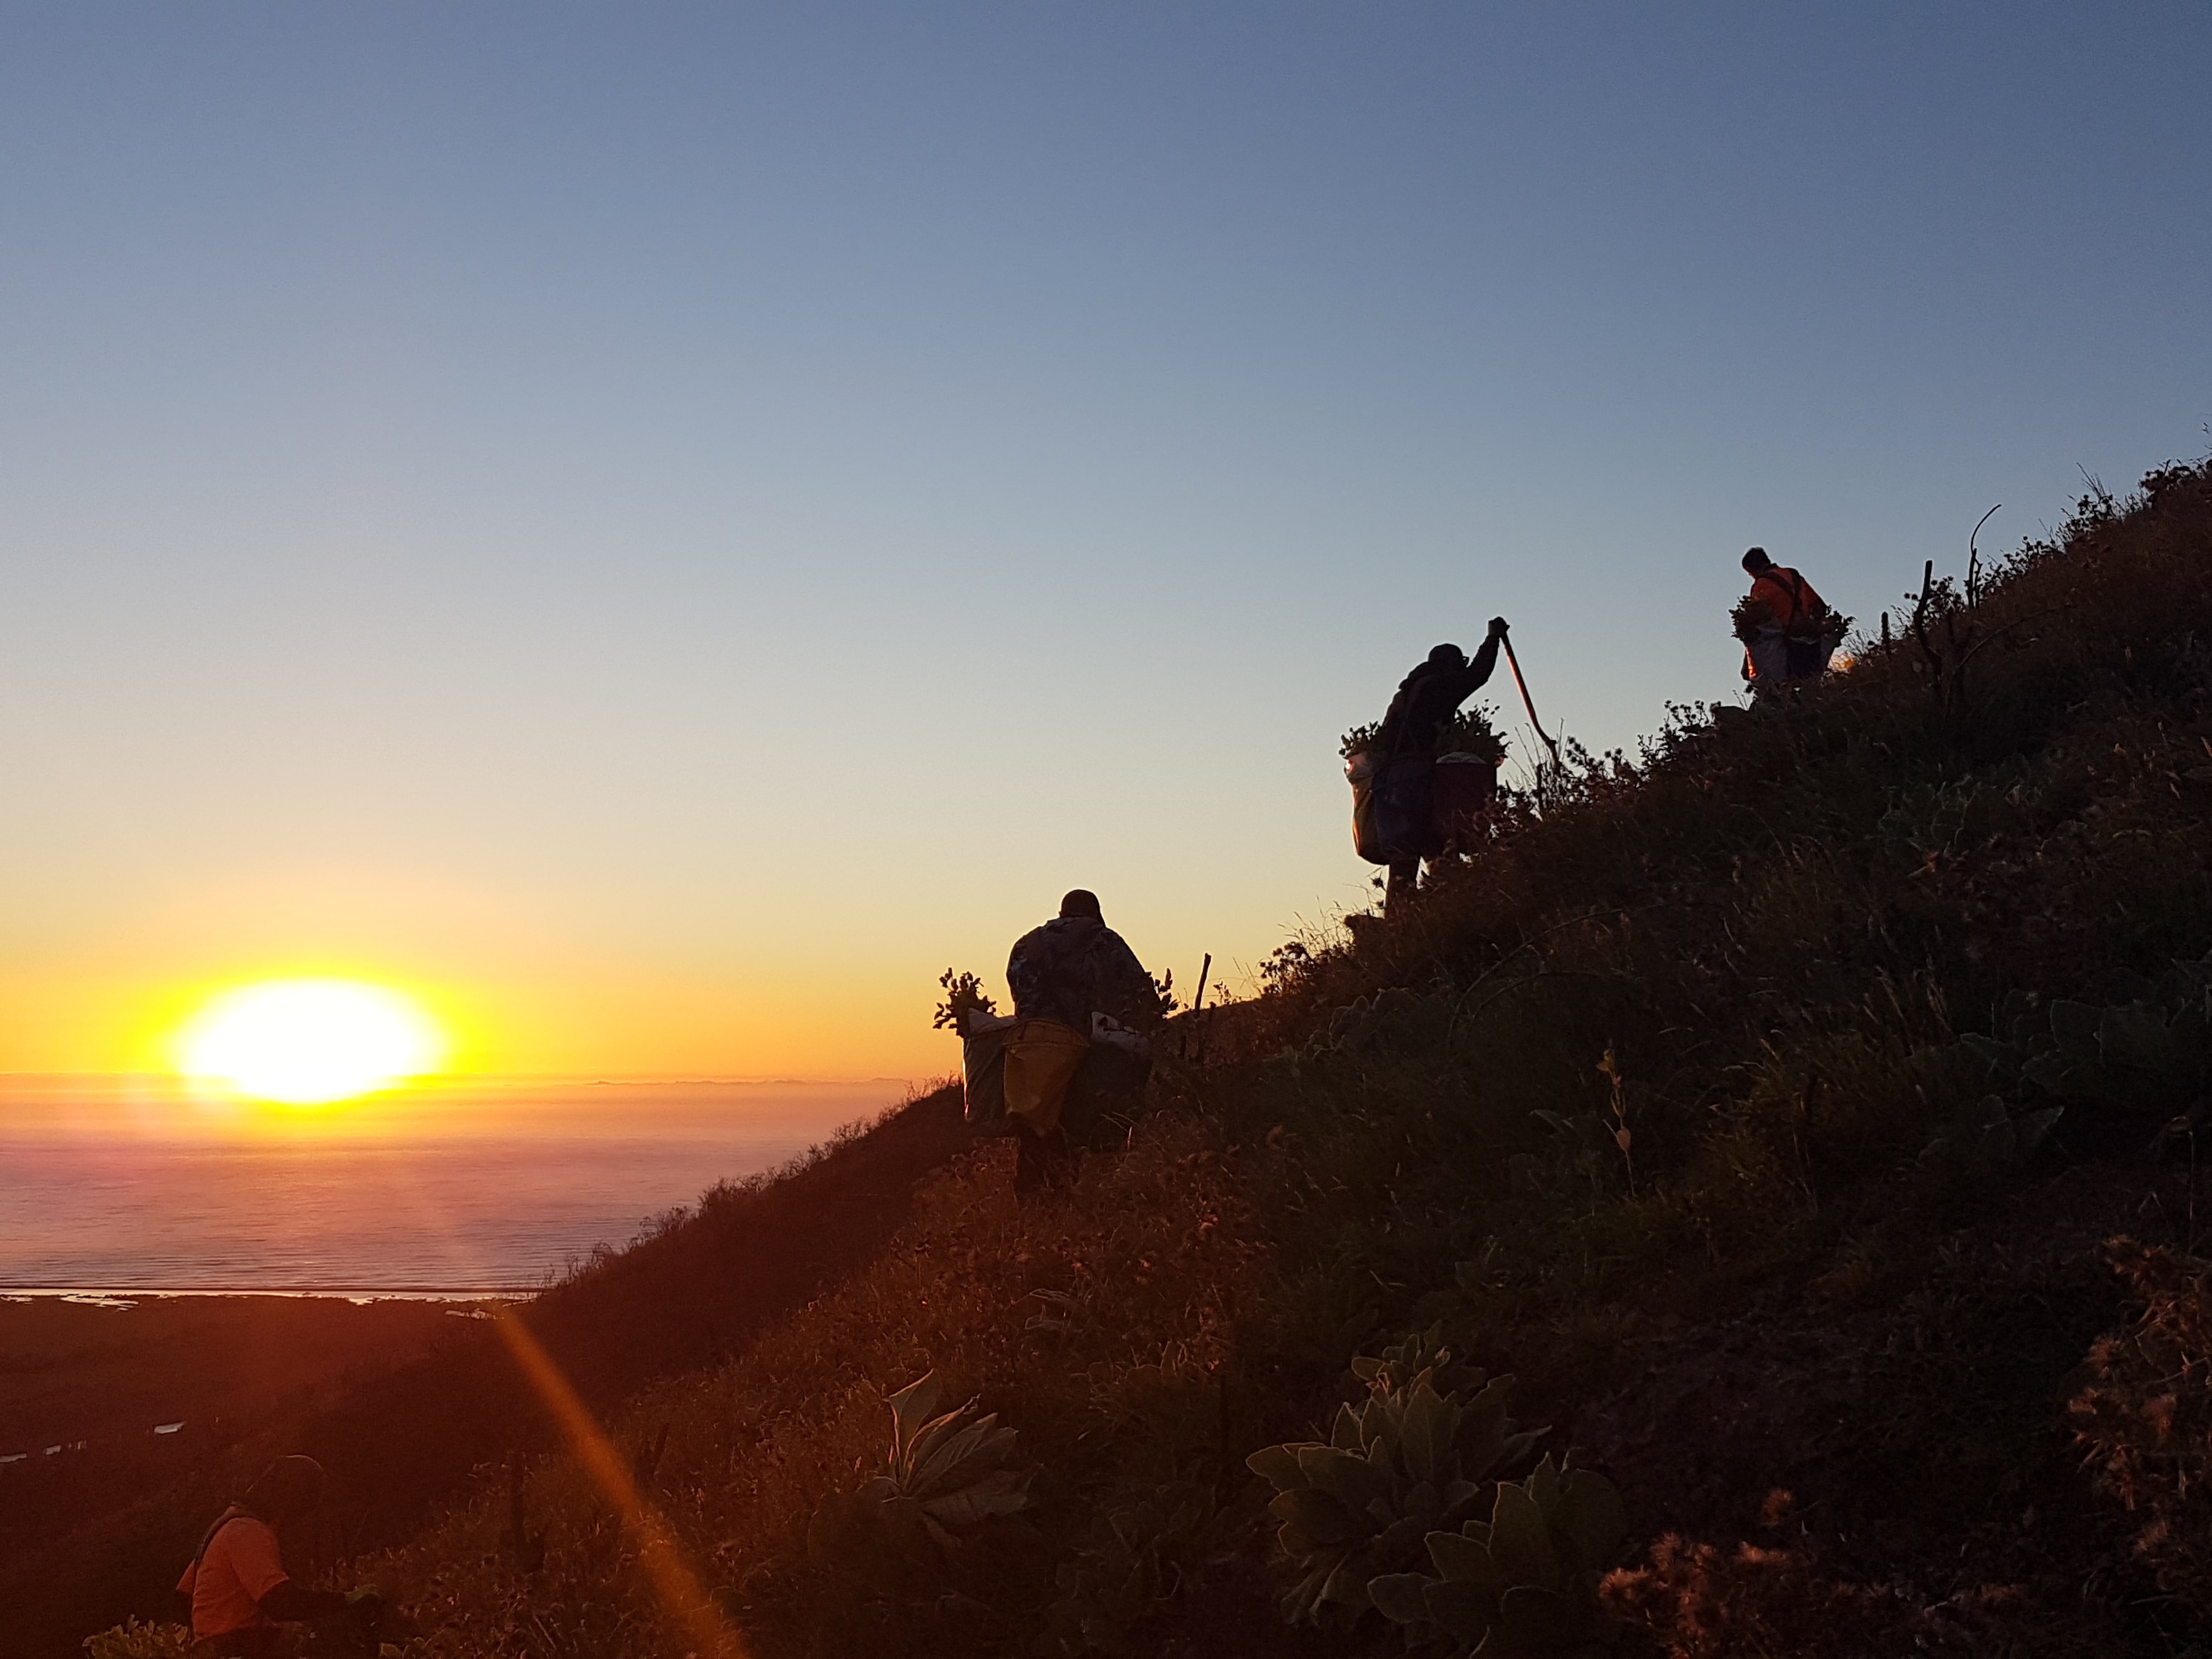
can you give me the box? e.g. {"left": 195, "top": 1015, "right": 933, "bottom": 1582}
{"left": 88, "top": 454, "right": 2212, "bottom": 1657}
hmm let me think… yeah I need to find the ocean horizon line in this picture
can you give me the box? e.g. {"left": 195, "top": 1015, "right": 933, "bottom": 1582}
{"left": 0, "top": 1071, "right": 934, "bottom": 1088}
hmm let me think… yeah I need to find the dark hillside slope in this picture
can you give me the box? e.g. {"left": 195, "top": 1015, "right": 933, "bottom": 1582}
{"left": 96, "top": 455, "right": 2212, "bottom": 1657}
{"left": 520, "top": 1084, "right": 974, "bottom": 1406}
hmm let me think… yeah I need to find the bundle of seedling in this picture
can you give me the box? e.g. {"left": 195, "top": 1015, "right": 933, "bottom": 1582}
{"left": 1341, "top": 706, "right": 1508, "bottom": 766}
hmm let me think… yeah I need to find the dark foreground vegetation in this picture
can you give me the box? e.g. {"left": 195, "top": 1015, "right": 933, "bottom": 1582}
{"left": 71, "top": 454, "right": 2212, "bottom": 1657}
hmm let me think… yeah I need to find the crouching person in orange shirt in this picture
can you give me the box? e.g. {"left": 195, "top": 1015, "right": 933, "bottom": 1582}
{"left": 177, "top": 1455, "right": 380, "bottom": 1657}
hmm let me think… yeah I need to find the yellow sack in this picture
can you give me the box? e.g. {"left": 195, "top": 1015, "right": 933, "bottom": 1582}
{"left": 1002, "top": 1019, "right": 1090, "bottom": 1135}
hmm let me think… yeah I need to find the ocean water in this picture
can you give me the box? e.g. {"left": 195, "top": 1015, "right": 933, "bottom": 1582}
{"left": 0, "top": 1078, "right": 907, "bottom": 1293}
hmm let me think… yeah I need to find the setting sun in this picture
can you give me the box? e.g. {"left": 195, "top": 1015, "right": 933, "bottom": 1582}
{"left": 176, "top": 979, "right": 448, "bottom": 1105}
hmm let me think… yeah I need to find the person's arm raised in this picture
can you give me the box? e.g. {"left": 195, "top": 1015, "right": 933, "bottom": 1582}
{"left": 1463, "top": 620, "right": 1507, "bottom": 690}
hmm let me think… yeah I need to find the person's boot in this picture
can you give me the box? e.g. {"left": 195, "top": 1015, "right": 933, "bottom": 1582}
{"left": 1014, "top": 1125, "right": 1075, "bottom": 1200}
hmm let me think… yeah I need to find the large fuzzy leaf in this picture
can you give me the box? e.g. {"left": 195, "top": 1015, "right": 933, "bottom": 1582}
{"left": 1486, "top": 1481, "right": 1561, "bottom": 1589}
{"left": 1246, "top": 1443, "right": 1311, "bottom": 1492}
{"left": 1296, "top": 1444, "right": 1394, "bottom": 1513}
{"left": 1400, "top": 1381, "right": 1457, "bottom": 1485}
{"left": 1423, "top": 1577, "right": 1500, "bottom": 1643}
{"left": 901, "top": 1406, "right": 975, "bottom": 1476}
{"left": 1426, "top": 1527, "right": 1501, "bottom": 1588}
{"left": 1317, "top": 1553, "right": 1374, "bottom": 1611}
{"left": 1400, "top": 1479, "right": 1446, "bottom": 1526}
{"left": 1368, "top": 1573, "right": 1435, "bottom": 1624}
{"left": 906, "top": 1414, "right": 1018, "bottom": 1497}
{"left": 1359, "top": 1396, "right": 1394, "bottom": 1468}
{"left": 918, "top": 1466, "right": 1034, "bottom": 1527}
{"left": 1526, "top": 1453, "right": 1563, "bottom": 1510}
{"left": 1460, "top": 1380, "right": 1511, "bottom": 1476}
{"left": 1371, "top": 1513, "right": 1432, "bottom": 1569}
{"left": 2102, "top": 1002, "right": 2179, "bottom": 1073}
{"left": 1271, "top": 1487, "right": 1368, "bottom": 1550}
{"left": 1280, "top": 1559, "right": 1338, "bottom": 1624}
{"left": 885, "top": 1372, "right": 943, "bottom": 1461}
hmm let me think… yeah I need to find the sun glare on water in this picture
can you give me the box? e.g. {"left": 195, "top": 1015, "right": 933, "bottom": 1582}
{"left": 177, "top": 979, "right": 448, "bottom": 1105}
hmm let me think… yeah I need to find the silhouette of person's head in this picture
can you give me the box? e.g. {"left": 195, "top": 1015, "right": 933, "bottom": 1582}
{"left": 242, "top": 1455, "right": 325, "bottom": 1525}
{"left": 1427, "top": 643, "right": 1467, "bottom": 670}
{"left": 1059, "top": 889, "right": 1103, "bottom": 921}
{"left": 1742, "top": 546, "right": 1774, "bottom": 575}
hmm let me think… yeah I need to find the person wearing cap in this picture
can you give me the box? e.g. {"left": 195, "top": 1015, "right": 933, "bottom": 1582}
{"left": 1002, "top": 890, "right": 1162, "bottom": 1196}
{"left": 1737, "top": 547, "right": 1838, "bottom": 695}
{"left": 177, "top": 1456, "right": 380, "bottom": 1656}
{"left": 1370, "top": 619, "right": 1509, "bottom": 908}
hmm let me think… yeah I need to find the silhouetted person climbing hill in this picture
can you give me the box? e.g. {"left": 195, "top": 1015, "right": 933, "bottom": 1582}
{"left": 1737, "top": 546, "right": 1839, "bottom": 695}
{"left": 1002, "top": 889, "right": 1160, "bottom": 1196}
{"left": 1371, "top": 619, "right": 1508, "bottom": 907}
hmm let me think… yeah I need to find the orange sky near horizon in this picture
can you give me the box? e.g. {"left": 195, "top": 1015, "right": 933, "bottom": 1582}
{"left": 1, "top": 964, "right": 966, "bottom": 1084}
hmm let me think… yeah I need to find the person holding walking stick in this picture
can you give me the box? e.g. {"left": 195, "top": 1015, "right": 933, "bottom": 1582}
{"left": 1363, "top": 617, "right": 1510, "bottom": 910}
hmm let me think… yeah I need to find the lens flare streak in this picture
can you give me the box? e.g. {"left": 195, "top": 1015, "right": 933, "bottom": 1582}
{"left": 490, "top": 1308, "right": 747, "bottom": 1656}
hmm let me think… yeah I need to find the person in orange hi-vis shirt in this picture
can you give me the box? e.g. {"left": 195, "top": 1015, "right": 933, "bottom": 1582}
{"left": 1737, "top": 546, "right": 1838, "bottom": 695}
{"left": 176, "top": 1456, "right": 382, "bottom": 1656}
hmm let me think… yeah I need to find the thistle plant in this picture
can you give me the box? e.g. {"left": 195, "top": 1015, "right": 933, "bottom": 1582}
{"left": 1245, "top": 1327, "right": 1549, "bottom": 1629}
{"left": 1945, "top": 956, "right": 2212, "bottom": 1135}
{"left": 2017, "top": 966, "right": 2212, "bottom": 1116}
{"left": 1369, "top": 1453, "right": 1627, "bottom": 1657}
{"left": 806, "top": 1371, "right": 1033, "bottom": 1566}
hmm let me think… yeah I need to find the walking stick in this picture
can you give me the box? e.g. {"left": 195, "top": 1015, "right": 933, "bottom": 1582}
{"left": 1181, "top": 953, "right": 1211, "bottom": 1063}
{"left": 1501, "top": 630, "right": 1562, "bottom": 774}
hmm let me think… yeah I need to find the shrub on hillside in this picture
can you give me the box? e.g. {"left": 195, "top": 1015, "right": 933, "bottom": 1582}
{"left": 2070, "top": 1238, "right": 2212, "bottom": 1619}
{"left": 81, "top": 1622, "right": 193, "bottom": 1659}
{"left": 1599, "top": 1527, "right": 2033, "bottom": 1657}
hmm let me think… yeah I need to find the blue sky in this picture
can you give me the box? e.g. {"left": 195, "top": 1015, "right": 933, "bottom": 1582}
{"left": 2, "top": 3, "right": 2207, "bottom": 1075}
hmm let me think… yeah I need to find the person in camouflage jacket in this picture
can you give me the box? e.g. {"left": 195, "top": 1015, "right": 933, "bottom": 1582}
{"left": 1006, "top": 889, "right": 1161, "bottom": 1035}
{"left": 1004, "top": 890, "right": 1161, "bottom": 1195}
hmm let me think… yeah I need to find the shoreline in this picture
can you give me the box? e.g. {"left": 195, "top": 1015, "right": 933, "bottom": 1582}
{"left": 1, "top": 1285, "right": 523, "bottom": 1301}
